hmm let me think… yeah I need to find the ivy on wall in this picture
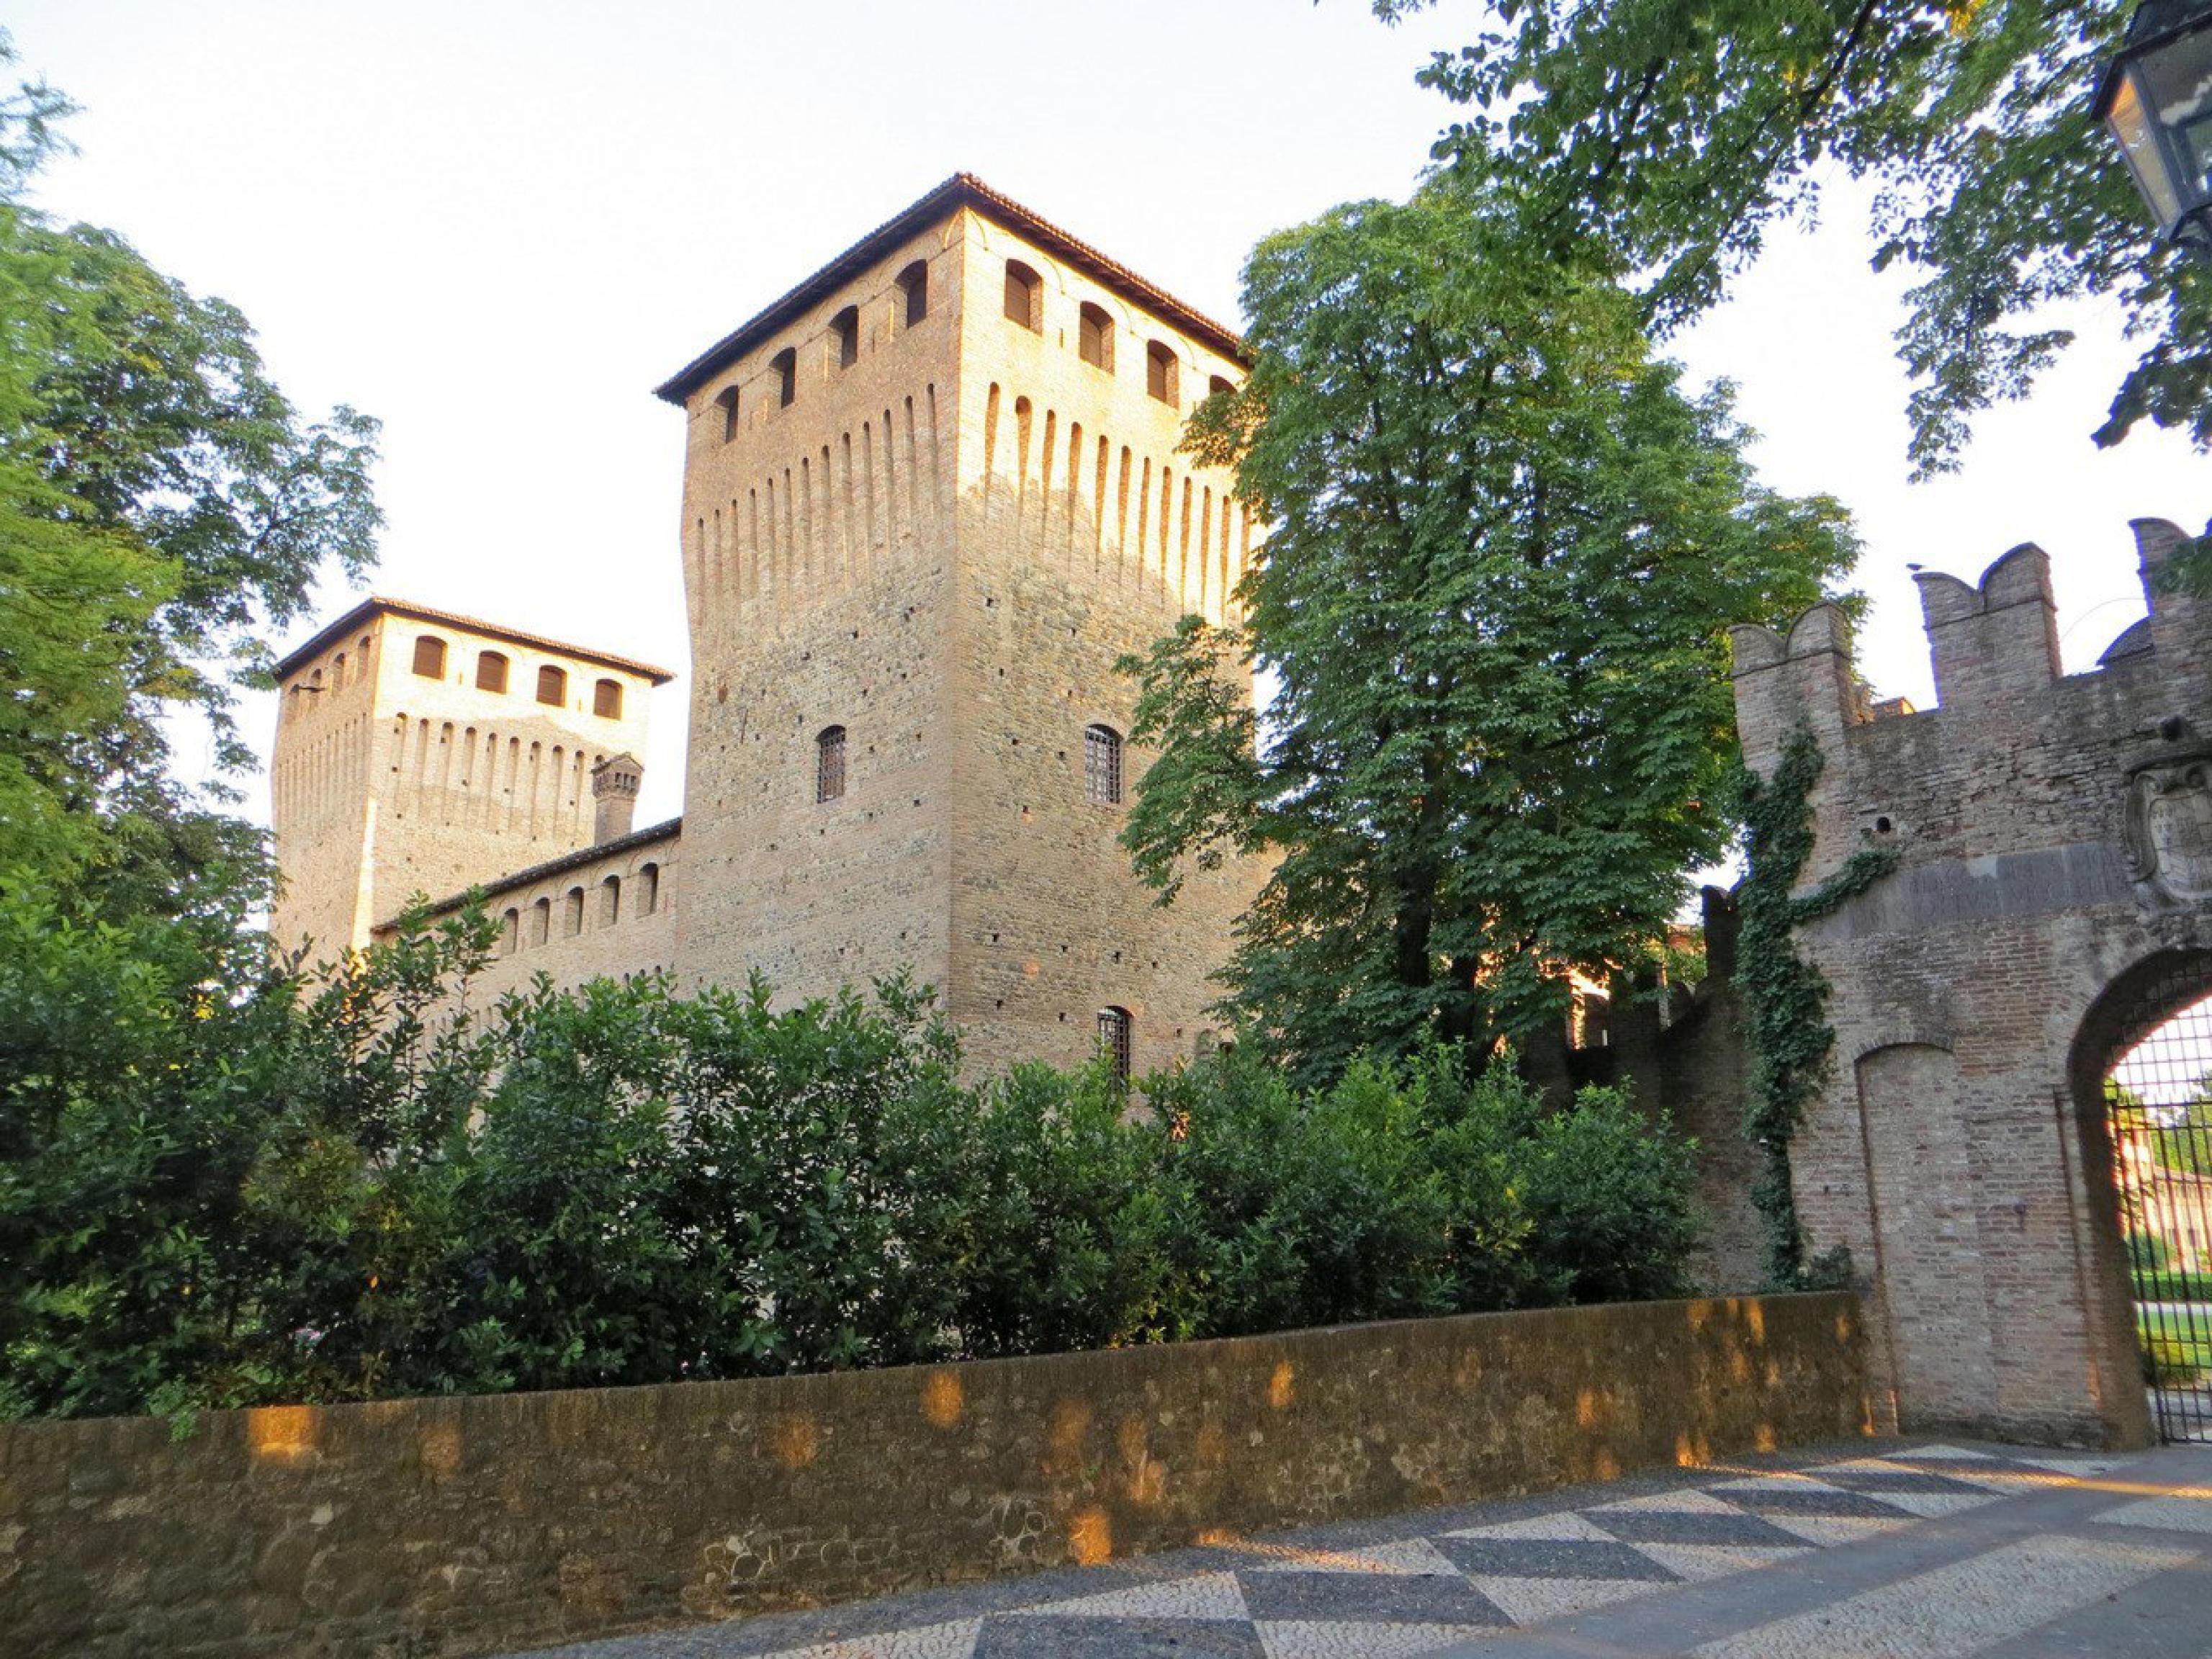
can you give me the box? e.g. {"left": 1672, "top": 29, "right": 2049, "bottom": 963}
{"left": 1735, "top": 723, "right": 1898, "bottom": 1287}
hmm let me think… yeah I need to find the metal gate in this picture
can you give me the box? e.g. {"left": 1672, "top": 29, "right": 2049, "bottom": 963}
{"left": 2103, "top": 958, "right": 2212, "bottom": 1443}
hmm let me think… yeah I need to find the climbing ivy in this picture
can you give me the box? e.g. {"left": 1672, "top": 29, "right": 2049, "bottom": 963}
{"left": 1735, "top": 724, "right": 1898, "bottom": 1288}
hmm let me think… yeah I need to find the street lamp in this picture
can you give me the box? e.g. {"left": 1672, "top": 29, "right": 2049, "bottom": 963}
{"left": 2098, "top": 0, "right": 2212, "bottom": 253}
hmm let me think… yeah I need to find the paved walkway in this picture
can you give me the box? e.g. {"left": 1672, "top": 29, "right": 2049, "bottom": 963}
{"left": 511, "top": 1438, "right": 2212, "bottom": 1658}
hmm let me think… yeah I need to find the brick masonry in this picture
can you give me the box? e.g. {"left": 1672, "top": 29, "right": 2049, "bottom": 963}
{"left": 271, "top": 180, "right": 1268, "bottom": 1079}
{"left": 0, "top": 1292, "right": 1869, "bottom": 1659}
{"left": 1728, "top": 518, "right": 2212, "bottom": 1448}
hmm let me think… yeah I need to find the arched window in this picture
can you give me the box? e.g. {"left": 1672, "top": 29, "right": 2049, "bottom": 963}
{"left": 530, "top": 896, "right": 551, "bottom": 947}
{"left": 637, "top": 861, "right": 660, "bottom": 915}
{"left": 412, "top": 634, "right": 447, "bottom": 678}
{"left": 897, "top": 260, "right": 928, "bottom": 328}
{"left": 476, "top": 651, "right": 509, "bottom": 693}
{"left": 1004, "top": 260, "right": 1042, "bottom": 332}
{"left": 599, "top": 874, "right": 621, "bottom": 927}
{"left": 333, "top": 652, "right": 347, "bottom": 688}
{"left": 593, "top": 678, "right": 623, "bottom": 719}
{"left": 1209, "top": 374, "right": 1236, "bottom": 399}
{"left": 1079, "top": 302, "right": 1114, "bottom": 372}
{"left": 536, "top": 665, "right": 567, "bottom": 707}
{"left": 564, "top": 886, "right": 585, "bottom": 936}
{"left": 816, "top": 724, "right": 847, "bottom": 803}
{"left": 714, "top": 385, "right": 739, "bottom": 442}
{"left": 500, "top": 907, "right": 520, "bottom": 956}
{"left": 1097, "top": 1005, "right": 1133, "bottom": 1085}
{"left": 1084, "top": 723, "right": 1123, "bottom": 806}
{"left": 831, "top": 305, "right": 860, "bottom": 369}
{"left": 771, "top": 346, "right": 797, "bottom": 408}
{"left": 1146, "top": 341, "right": 1178, "bottom": 406}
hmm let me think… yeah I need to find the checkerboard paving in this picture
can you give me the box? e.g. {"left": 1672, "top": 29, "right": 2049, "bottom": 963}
{"left": 746, "top": 1444, "right": 2114, "bottom": 1659}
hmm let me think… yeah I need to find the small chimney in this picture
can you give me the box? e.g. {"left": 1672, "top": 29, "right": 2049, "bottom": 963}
{"left": 591, "top": 752, "right": 642, "bottom": 844}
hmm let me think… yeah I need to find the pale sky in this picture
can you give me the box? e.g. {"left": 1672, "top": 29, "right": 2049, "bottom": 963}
{"left": 12, "top": 0, "right": 2207, "bottom": 830}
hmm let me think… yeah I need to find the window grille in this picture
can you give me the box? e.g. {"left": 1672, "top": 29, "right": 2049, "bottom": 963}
{"left": 1084, "top": 724, "right": 1123, "bottom": 805}
{"left": 1098, "top": 1006, "right": 1133, "bottom": 1084}
{"left": 817, "top": 724, "right": 847, "bottom": 803}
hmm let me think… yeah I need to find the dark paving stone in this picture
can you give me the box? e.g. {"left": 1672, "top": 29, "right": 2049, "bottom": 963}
{"left": 1583, "top": 1507, "right": 1812, "bottom": 1550}
{"left": 1709, "top": 1481, "right": 1917, "bottom": 1520}
{"left": 975, "top": 1614, "right": 1267, "bottom": 1656}
{"left": 1235, "top": 1568, "right": 1511, "bottom": 1625}
{"left": 1430, "top": 1534, "right": 1679, "bottom": 1583}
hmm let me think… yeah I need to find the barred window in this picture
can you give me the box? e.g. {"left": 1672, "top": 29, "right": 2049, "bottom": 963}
{"left": 1097, "top": 1005, "right": 1133, "bottom": 1085}
{"left": 1084, "top": 723, "right": 1123, "bottom": 806}
{"left": 816, "top": 724, "right": 847, "bottom": 803}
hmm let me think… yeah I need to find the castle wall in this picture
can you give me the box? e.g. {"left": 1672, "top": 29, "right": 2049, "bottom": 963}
{"left": 945, "top": 210, "right": 1267, "bottom": 1077}
{"left": 270, "top": 623, "right": 381, "bottom": 963}
{"left": 1730, "top": 521, "right": 2212, "bottom": 1446}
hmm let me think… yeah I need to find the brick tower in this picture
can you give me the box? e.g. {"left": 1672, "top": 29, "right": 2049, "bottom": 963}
{"left": 655, "top": 175, "right": 1267, "bottom": 1076}
{"left": 269, "top": 598, "right": 671, "bottom": 958}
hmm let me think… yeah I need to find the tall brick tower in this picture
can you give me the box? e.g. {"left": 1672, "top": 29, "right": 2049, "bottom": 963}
{"left": 655, "top": 175, "right": 1267, "bottom": 1076}
{"left": 269, "top": 598, "right": 672, "bottom": 959}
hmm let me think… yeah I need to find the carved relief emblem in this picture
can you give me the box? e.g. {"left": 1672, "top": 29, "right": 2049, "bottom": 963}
{"left": 2125, "top": 750, "right": 2212, "bottom": 906}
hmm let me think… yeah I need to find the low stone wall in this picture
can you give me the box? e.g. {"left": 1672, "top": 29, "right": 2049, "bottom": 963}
{"left": 0, "top": 1292, "right": 1869, "bottom": 1658}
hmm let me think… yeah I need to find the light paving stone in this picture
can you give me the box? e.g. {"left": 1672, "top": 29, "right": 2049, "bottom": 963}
{"left": 1754, "top": 1511, "right": 1920, "bottom": 1548}
{"left": 1018, "top": 1571, "right": 1249, "bottom": 1622}
{"left": 1441, "top": 1510, "right": 1618, "bottom": 1542}
{"left": 1691, "top": 1532, "right": 2195, "bottom": 1658}
{"left": 1466, "top": 1571, "right": 1666, "bottom": 1624}
{"left": 1583, "top": 1488, "right": 1748, "bottom": 1516}
{"left": 1626, "top": 1540, "right": 1811, "bottom": 1583}
{"left": 2093, "top": 1492, "right": 2212, "bottom": 1533}
{"left": 768, "top": 1618, "right": 981, "bottom": 1659}
{"left": 974, "top": 1614, "right": 1264, "bottom": 1657}
{"left": 1242, "top": 1538, "right": 1462, "bottom": 1578}
{"left": 1255, "top": 1619, "right": 1498, "bottom": 1658}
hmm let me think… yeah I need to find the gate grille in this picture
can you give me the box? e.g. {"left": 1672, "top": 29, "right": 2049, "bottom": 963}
{"left": 2105, "top": 958, "right": 2212, "bottom": 1443}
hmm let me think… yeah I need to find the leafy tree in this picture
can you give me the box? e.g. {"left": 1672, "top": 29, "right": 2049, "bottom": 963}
{"left": 1121, "top": 180, "right": 1853, "bottom": 1082}
{"left": 0, "top": 34, "right": 379, "bottom": 917}
{"left": 1372, "top": 0, "right": 2207, "bottom": 477}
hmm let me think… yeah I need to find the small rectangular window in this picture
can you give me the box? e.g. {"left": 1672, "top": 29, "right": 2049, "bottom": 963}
{"left": 817, "top": 725, "right": 847, "bottom": 803}
{"left": 593, "top": 678, "right": 622, "bottom": 719}
{"left": 537, "top": 665, "right": 567, "bottom": 706}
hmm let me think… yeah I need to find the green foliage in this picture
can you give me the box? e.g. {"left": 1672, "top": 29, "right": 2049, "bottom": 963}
{"left": 2142, "top": 1331, "right": 2206, "bottom": 1387}
{"left": 1733, "top": 725, "right": 1897, "bottom": 1287}
{"left": 1120, "top": 178, "right": 1853, "bottom": 1086}
{"left": 0, "top": 888, "right": 1704, "bottom": 1421}
{"left": 0, "top": 33, "right": 379, "bottom": 920}
{"left": 1372, "top": 0, "right": 2208, "bottom": 476}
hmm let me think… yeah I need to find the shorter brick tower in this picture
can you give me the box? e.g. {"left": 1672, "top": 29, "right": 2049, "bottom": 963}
{"left": 269, "top": 598, "right": 671, "bottom": 959}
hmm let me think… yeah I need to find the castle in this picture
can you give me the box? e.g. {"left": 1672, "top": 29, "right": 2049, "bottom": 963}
{"left": 269, "top": 176, "right": 1267, "bottom": 1078}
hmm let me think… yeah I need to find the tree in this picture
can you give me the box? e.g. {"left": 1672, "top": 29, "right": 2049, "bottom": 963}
{"left": 0, "top": 34, "right": 379, "bottom": 922}
{"left": 1120, "top": 179, "right": 1853, "bottom": 1084}
{"left": 1373, "top": 0, "right": 2208, "bottom": 479}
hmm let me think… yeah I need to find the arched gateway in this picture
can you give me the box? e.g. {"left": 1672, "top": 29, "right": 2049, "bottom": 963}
{"left": 1731, "top": 519, "right": 2212, "bottom": 1447}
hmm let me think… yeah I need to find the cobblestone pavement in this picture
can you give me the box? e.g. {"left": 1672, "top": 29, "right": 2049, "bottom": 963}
{"left": 507, "top": 1439, "right": 2212, "bottom": 1658}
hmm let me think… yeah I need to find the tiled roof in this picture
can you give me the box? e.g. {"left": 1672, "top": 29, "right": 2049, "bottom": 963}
{"left": 652, "top": 172, "right": 1247, "bottom": 405}
{"left": 275, "top": 596, "right": 678, "bottom": 685}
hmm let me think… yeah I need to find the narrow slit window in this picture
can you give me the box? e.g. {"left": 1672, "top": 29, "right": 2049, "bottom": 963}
{"left": 537, "top": 665, "right": 567, "bottom": 706}
{"left": 1084, "top": 723, "right": 1123, "bottom": 805}
{"left": 832, "top": 305, "right": 860, "bottom": 369}
{"left": 1098, "top": 1005, "right": 1133, "bottom": 1085}
{"left": 1079, "top": 302, "right": 1114, "bottom": 372}
{"left": 1146, "top": 341, "right": 1178, "bottom": 406}
{"left": 638, "top": 862, "right": 660, "bottom": 915}
{"left": 772, "top": 346, "right": 797, "bottom": 408}
{"left": 412, "top": 635, "right": 447, "bottom": 679}
{"left": 530, "top": 896, "right": 550, "bottom": 946}
{"left": 593, "top": 678, "right": 623, "bottom": 719}
{"left": 476, "top": 651, "right": 509, "bottom": 693}
{"left": 599, "top": 874, "right": 621, "bottom": 927}
{"left": 715, "top": 385, "right": 740, "bottom": 441}
{"left": 897, "top": 260, "right": 928, "bottom": 328}
{"left": 816, "top": 724, "right": 847, "bottom": 803}
{"left": 500, "top": 908, "right": 520, "bottom": 956}
{"left": 1004, "top": 260, "right": 1042, "bottom": 332}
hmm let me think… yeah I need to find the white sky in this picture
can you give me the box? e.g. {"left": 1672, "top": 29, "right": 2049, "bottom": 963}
{"left": 12, "top": 0, "right": 2208, "bottom": 831}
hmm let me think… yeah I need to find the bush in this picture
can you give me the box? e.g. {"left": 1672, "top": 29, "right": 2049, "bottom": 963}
{"left": 2144, "top": 1334, "right": 2204, "bottom": 1388}
{"left": 0, "top": 885, "right": 1706, "bottom": 1421}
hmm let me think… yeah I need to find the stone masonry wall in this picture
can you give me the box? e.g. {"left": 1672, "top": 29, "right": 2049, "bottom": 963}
{"left": 1729, "top": 521, "right": 2212, "bottom": 1447}
{"left": 0, "top": 1292, "right": 1869, "bottom": 1659}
